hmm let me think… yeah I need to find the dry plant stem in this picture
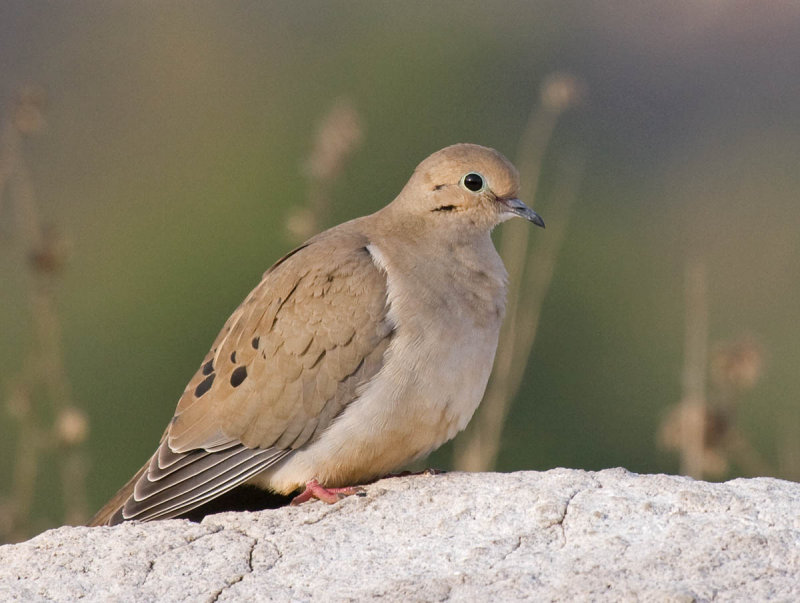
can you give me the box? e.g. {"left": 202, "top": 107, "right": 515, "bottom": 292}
{"left": 1, "top": 119, "right": 42, "bottom": 249}
{"left": 8, "top": 388, "right": 41, "bottom": 541}
{"left": 778, "top": 415, "right": 800, "bottom": 481}
{"left": 453, "top": 104, "right": 577, "bottom": 472}
{"left": 60, "top": 452, "right": 89, "bottom": 526}
{"left": 288, "top": 98, "right": 363, "bottom": 242}
{"left": 33, "top": 276, "right": 88, "bottom": 524}
{"left": 680, "top": 260, "right": 708, "bottom": 479}
{"left": 0, "top": 122, "right": 14, "bottom": 235}
{"left": 725, "top": 429, "right": 772, "bottom": 477}
{"left": 2, "top": 119, "right": 44, "bottom": 538}
{"left": 1, "top": 99, "right": 89, "bottom": 541}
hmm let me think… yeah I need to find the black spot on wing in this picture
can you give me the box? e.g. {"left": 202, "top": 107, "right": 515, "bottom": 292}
{"left": 230, "top": 366, "right": 247, "bottom": 388}
{"left": 195, "top": 373, "right": 215, "bottom": 398}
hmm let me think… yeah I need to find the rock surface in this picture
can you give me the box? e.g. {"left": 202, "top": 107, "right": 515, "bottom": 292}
{"left": 1, "top": 468, "right": 799, "bottom": 601}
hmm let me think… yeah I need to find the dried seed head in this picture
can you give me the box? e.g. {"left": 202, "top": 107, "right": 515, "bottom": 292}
{"left": 540, "top": 73, "right": 585, "bottom": 112}
{"left": 711, "top": 337, "right": 764, "bottom": 393}
{"left": 13, "top": 84, "right": 47, "bottom": 135}
{"left": 56, "top": 407, "right": 89, "bottom": 446}
{"left": 306, "top": 98, "right": 363, "bottom": 182}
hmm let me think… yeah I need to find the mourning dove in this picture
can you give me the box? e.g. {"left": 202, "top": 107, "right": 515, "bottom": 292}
{"left": 88, "top": 143, "right": 544, "bottom": 526}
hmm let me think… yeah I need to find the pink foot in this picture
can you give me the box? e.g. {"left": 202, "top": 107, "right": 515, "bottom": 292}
{"left": 290, "top": 479, "right": 365, "bottom": 506}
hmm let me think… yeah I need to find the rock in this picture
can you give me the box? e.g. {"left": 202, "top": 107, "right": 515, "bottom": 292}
{"left": 1, "top": 468, "right": 798, "bottom": 601}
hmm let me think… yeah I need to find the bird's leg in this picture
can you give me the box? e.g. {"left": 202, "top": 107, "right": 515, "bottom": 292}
{"left": 290, "top": 479, "right": 365, "bottom": 505}
{"left": 290, "top": 470, "right": 443, "bottom": 505}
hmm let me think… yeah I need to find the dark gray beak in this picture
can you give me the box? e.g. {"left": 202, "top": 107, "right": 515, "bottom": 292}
{"left": 502, "top": 197, "right": 545, "bottom": 228}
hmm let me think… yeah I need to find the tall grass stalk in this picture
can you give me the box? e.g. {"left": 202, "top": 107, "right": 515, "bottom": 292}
{"left": 453, "top": 74, "right": 583, "bottom": 472}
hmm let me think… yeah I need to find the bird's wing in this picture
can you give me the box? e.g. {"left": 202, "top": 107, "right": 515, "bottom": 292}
{"left": 107, "top": 228, "right": 393, "bottom": 523}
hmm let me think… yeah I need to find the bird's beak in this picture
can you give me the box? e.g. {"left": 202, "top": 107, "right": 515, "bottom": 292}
{"left": 501, "top": 197, "right": 545, "bottom": 228}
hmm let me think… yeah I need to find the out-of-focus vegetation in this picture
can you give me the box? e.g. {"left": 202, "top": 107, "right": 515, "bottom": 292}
{"left": 1, "top": 2, "right": 799, "bottom": 541}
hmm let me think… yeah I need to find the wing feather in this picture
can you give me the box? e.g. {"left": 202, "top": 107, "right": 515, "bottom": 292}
{"left": 121, "top": 443, "right": 288, "bottom": 522}
{"left": 104, "top": 226, "right": 393, "bottom": 524}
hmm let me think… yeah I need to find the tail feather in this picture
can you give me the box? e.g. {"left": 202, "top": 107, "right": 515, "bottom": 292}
{"left": 88, "top": 426, "right": 170, "bottom": 527}
{"left": 87, "top": 428, "right": 290, "bottom": 526}
{"left": 87, "top": 461, "right": 148, "bottom": 526}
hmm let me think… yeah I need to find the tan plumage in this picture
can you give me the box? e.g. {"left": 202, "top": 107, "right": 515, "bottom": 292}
{"left": 89, "top": 143, "right": 544, "bottom": 526}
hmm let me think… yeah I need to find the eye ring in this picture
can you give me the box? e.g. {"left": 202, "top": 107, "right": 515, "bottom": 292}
{"left": 461, "top": 172, "right": 485, "bottom": 193}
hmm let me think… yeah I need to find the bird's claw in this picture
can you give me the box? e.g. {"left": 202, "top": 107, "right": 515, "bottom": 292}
{"left": 290, "top": 479, "right": 366, "bottom": 505}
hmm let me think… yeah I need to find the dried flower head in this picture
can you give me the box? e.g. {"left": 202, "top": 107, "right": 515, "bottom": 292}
{"left": 12, "top": 84, "right": 47, "bottom": 135}
{"left": 285, "top": 207, "right": 317, "bottom": 242}
{"left": 540, "top": 73, "right": 585, "bottom": 113}
{"left": 55, "top": 407, "right": 89, "bottom": 446}
{"left": 658, "top": 401, "right": 729, "bottom": 476}
{"left": 711, "top": 337, "right": 764, "bottom": 393}
{"left": 305, "top": 98, "right": 363, "bottom": 183}
{"left": 29, "top": 224, "right": 72, "bottom": 274}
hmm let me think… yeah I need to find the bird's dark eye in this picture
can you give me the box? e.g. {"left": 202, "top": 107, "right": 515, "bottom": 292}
{"left": 462, "top": 172, "right": 484, "bottom": 192}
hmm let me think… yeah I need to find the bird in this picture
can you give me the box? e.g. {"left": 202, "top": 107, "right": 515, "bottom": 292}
{"left": 88, "top": 143, "right": 544, "bottom": 526}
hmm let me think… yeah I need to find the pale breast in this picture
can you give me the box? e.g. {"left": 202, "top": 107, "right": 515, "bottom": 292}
{"left": 259, "top": 236, "right": 506, "bottom": 493}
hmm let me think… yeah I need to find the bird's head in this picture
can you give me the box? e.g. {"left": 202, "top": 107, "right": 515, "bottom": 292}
{"left": 392, "top": 143, "right": 545, "bottom": 234}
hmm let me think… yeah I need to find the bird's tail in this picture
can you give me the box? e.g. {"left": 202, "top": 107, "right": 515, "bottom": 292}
{"left": 87, "top": 460, "right": 148, "bottom": 526}
{"left": 88, "top": 426, "right": 171, "bottom": 526}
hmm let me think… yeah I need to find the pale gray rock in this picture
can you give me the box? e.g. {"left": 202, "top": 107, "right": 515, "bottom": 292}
{"left": 1, "top": 468, "right": 798, "bottom": 602}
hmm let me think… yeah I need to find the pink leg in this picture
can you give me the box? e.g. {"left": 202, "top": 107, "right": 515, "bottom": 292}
{"left": 290, "top": 479, "right": 365, "bottom": 506}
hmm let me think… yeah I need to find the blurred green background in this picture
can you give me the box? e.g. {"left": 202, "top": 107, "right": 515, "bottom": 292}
{"left": 1, "top": 2, "right": 799, "bottom": 536}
